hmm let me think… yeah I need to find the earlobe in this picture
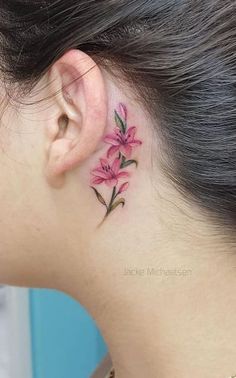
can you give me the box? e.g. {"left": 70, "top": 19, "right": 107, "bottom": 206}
{"left": 45, "top": 49, "right": 107, "bottom": 188}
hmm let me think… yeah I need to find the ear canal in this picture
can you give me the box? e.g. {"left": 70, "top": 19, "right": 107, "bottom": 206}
{"left": 58, "top": 114, "right": 69, "bottom": 138}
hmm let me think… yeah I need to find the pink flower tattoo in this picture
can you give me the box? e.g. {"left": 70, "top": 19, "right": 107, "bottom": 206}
{"left": 90, "top": 103, "right": 142, "bottom": 226}
{"left": 91, "top": 158, "right": 130, "bottom": 187}
{"left": 104, "top": 126, "right": 142, "bottom": 159}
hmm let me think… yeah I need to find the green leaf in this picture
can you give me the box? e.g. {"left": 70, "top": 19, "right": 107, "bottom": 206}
{"left": 121, "top": 155, "right": 126, "bottom": 164}
{"left": 115, "top": 110, "right": 126, "bottom": 133}
{"left": 91, "top": 187, "right": 107, "bottom": 207}
{"left": 120, "top": 159, "right": 138, "bottom": 168}
{"left": 110, "top": 198, "right": 125, "bottom": 212}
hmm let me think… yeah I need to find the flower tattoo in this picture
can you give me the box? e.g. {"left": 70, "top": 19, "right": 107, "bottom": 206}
{"left": 90, "top": 103, "right": 142, "bottom": 226}
{"left": 91, "top": 158, "right": 130, "bottom": 187}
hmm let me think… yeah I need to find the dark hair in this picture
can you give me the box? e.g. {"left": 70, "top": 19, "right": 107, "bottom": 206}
{"left": 1, "top": 0, "right": 236, "bottom": 231}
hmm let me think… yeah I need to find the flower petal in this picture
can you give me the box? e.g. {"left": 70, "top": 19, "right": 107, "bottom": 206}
{"left": 107, "top": 145, "right": 119, "bottom": 158}
{"left": 104, "top": 134, "right": 120, "bottom": 146}
{"left": 105, "top": 178, "right": 118, "bottom": 187}
{"left": 111, "top": 157, "right": 121, "bottom": 174}
{"left": 91, "top": 176, "right": 104, "bottom": 185}
{"left": 117, "top": 171, "right": 130, "bottom": 179}
{"left": 129, "top": 140, "right": 142, "bottom": 147}
{"left": 100, "top": 158, "right": 108, "bottom": 169}
{"left": 91, "top": 168, "right": 109, "bottom": 179}
{"left": 120, "top": 144, "right": 132, "bottom": 158}
{"left": 126, "top": 126, "right": 137, "bottom": 141}
{"left": 115, "top": 127, "right": 123, "bottom": 135}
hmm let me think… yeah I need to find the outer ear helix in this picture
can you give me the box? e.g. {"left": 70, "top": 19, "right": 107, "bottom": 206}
{"left": 90, "top": 103, "right": 142, "bottom": 227}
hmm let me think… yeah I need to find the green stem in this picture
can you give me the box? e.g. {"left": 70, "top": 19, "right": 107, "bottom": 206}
{"left": 120, "top": 154, "right": 127, "bottom": 169}
{"left": 113, "top": 191, "right": 120, "bottom": 201}
{"left": 107, "top": 187, "right": 117, "bottom": 213}
{"left": 97, "top": 187, "right": 116, "bottom": 228}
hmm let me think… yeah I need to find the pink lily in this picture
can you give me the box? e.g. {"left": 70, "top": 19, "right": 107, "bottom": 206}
{"left": 119, "top": 103, "right": 128, "bottom": 122}
{"left": 91, "top": 158, "right": 129, "bottom": 187}
{"left": 104, "top": 126, "right": 142, "bottom": 158}
{"left": 117, "top": 182, "right": 129, "bottom": 195}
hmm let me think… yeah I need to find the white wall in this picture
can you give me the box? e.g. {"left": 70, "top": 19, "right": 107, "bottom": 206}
{"left": 0, "top": 285, "right": 10, "bottom": 378}
{"left": 0, "top": 286, "right": 32, "bottom": 378}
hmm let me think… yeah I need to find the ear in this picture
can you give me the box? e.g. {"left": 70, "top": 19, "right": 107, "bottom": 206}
{"left": 45, "top": 49, "right": 107, "bottom": 187}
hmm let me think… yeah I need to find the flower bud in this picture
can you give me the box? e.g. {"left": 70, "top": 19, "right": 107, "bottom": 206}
{"left": 117, "top": 182, "right": 129, "bottom": 194}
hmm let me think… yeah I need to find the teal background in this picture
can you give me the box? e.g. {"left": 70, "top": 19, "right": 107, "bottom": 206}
{"left": 29, "top": 289, "right": 107, "bottom": 378}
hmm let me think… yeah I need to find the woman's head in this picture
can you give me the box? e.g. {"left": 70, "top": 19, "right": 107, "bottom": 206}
{"left": 0, "top": 0, "right": 236, "bottom": 290}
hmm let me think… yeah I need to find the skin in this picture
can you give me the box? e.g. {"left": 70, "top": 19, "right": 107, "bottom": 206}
{"left": 0, "top": 49, "right": 235, "bottom": 378}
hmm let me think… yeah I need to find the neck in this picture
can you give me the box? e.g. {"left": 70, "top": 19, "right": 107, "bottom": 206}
{"left": 60, "top": 180, "right": 236, "bottom": 378}
{"left": 96, "top": 259, "right": 236, "bottom": 378}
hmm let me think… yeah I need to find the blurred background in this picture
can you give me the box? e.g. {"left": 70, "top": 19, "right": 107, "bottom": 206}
{"left": 0, "top": 286, "right": 107, "bottom": 378}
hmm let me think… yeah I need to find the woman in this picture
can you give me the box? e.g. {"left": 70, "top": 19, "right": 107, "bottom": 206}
{"left": 0, "top": 1, "right": 235, "bottom": 377}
